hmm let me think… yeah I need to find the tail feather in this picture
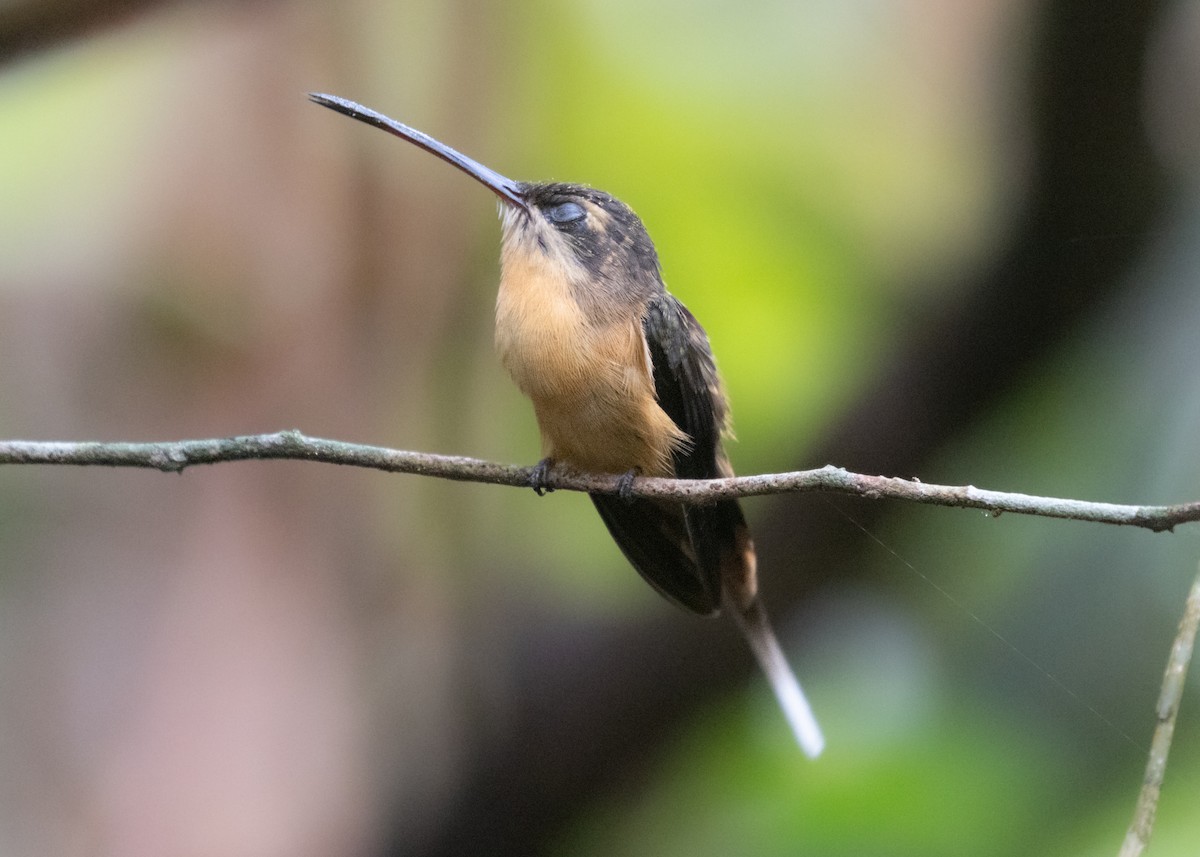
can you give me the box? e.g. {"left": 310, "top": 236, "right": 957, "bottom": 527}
{"left": 727, "top": 594, "right": 825, "bottom": 758}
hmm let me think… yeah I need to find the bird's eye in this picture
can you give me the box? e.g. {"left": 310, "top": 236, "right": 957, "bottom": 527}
{"left": 545, "top": 201, "right": 586, "bottom": 225}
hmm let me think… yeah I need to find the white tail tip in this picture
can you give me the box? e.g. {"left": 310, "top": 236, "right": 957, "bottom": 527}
{"left": 731, "top": 597, "right": 825, "bottom": 758}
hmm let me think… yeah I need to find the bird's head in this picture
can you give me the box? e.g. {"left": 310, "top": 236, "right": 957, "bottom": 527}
{"left": 309, "top": 93, "right": 664, "bottom": 319}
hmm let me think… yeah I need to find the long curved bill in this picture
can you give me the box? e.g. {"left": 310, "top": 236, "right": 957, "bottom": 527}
{"left": 309, "top": 92, "right": 529, "bottom": 213}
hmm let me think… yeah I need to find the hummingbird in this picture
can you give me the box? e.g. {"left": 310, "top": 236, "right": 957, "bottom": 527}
{"left": 310, "top": 92, "right": 824, "bottom": 757}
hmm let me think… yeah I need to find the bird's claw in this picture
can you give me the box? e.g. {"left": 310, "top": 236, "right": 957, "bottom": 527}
{"left": 616, "top": 469, "right": 639, "bottom": 502}
{"left": 529, "top": 458, "right": 555, "bottom": 496}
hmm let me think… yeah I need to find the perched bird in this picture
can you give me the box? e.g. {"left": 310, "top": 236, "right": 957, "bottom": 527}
{"left": 310, "top": 93, "right": 824, "bottom": 757}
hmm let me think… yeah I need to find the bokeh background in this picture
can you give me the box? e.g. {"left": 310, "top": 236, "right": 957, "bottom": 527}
{"left": 2, "top": 1, "right": 1200, "bottom": 855}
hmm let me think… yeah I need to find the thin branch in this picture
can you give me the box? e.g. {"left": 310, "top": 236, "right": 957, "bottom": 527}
{"left": 1, "top": 430, "right": 1198, "bottom": 532}
{"left": 1118, "top": 562, "right": 1200, "bottom": 857}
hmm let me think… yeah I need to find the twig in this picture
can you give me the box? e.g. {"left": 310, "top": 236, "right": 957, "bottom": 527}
{"left": 1, "top": 430, "right": 1198, "bottom": 531}
{"left": 1118, "top": 563, "right": 1200, "bottom": 857}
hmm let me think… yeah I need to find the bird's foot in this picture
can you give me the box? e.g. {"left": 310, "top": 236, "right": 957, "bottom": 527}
{"left": 529, "top": 458, "right": 556, "bottom": 496}
{"left": 616, "top": 468, "right": 640, "bottom": 502}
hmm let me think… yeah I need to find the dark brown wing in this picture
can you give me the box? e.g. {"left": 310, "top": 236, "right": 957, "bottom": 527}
{"left": 590, "top": 495, "right": 717, "bottom": 613}
{"left": 590, "top": 293, "right": 739, "bottom": 616}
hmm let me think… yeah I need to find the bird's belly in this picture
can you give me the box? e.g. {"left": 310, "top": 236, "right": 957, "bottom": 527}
{"left": 531, "top": 379, "right": 677, "bottom": 476}
{"left": 495, "top": 291, "right": 683, "bottom": 476}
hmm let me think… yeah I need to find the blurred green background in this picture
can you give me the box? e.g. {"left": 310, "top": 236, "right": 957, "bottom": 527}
{"left": 2, "top": 1, "right": 1199, "bottom": 855}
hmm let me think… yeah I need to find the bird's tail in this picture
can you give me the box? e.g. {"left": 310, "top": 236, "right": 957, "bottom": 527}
{"left": 727, "top": 594, "right": 825, "bottom": 758}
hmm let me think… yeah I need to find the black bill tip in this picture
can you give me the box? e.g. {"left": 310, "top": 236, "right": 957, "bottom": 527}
{"left": 308, "top": 92, "right": 529, "bottom": 213}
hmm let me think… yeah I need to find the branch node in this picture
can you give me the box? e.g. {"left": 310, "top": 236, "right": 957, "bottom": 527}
{"left": 148, "top": 446, "right": 188, "bottom": 473}
{"left": 278, "top": 428, "right": 304, "bottom": 444}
